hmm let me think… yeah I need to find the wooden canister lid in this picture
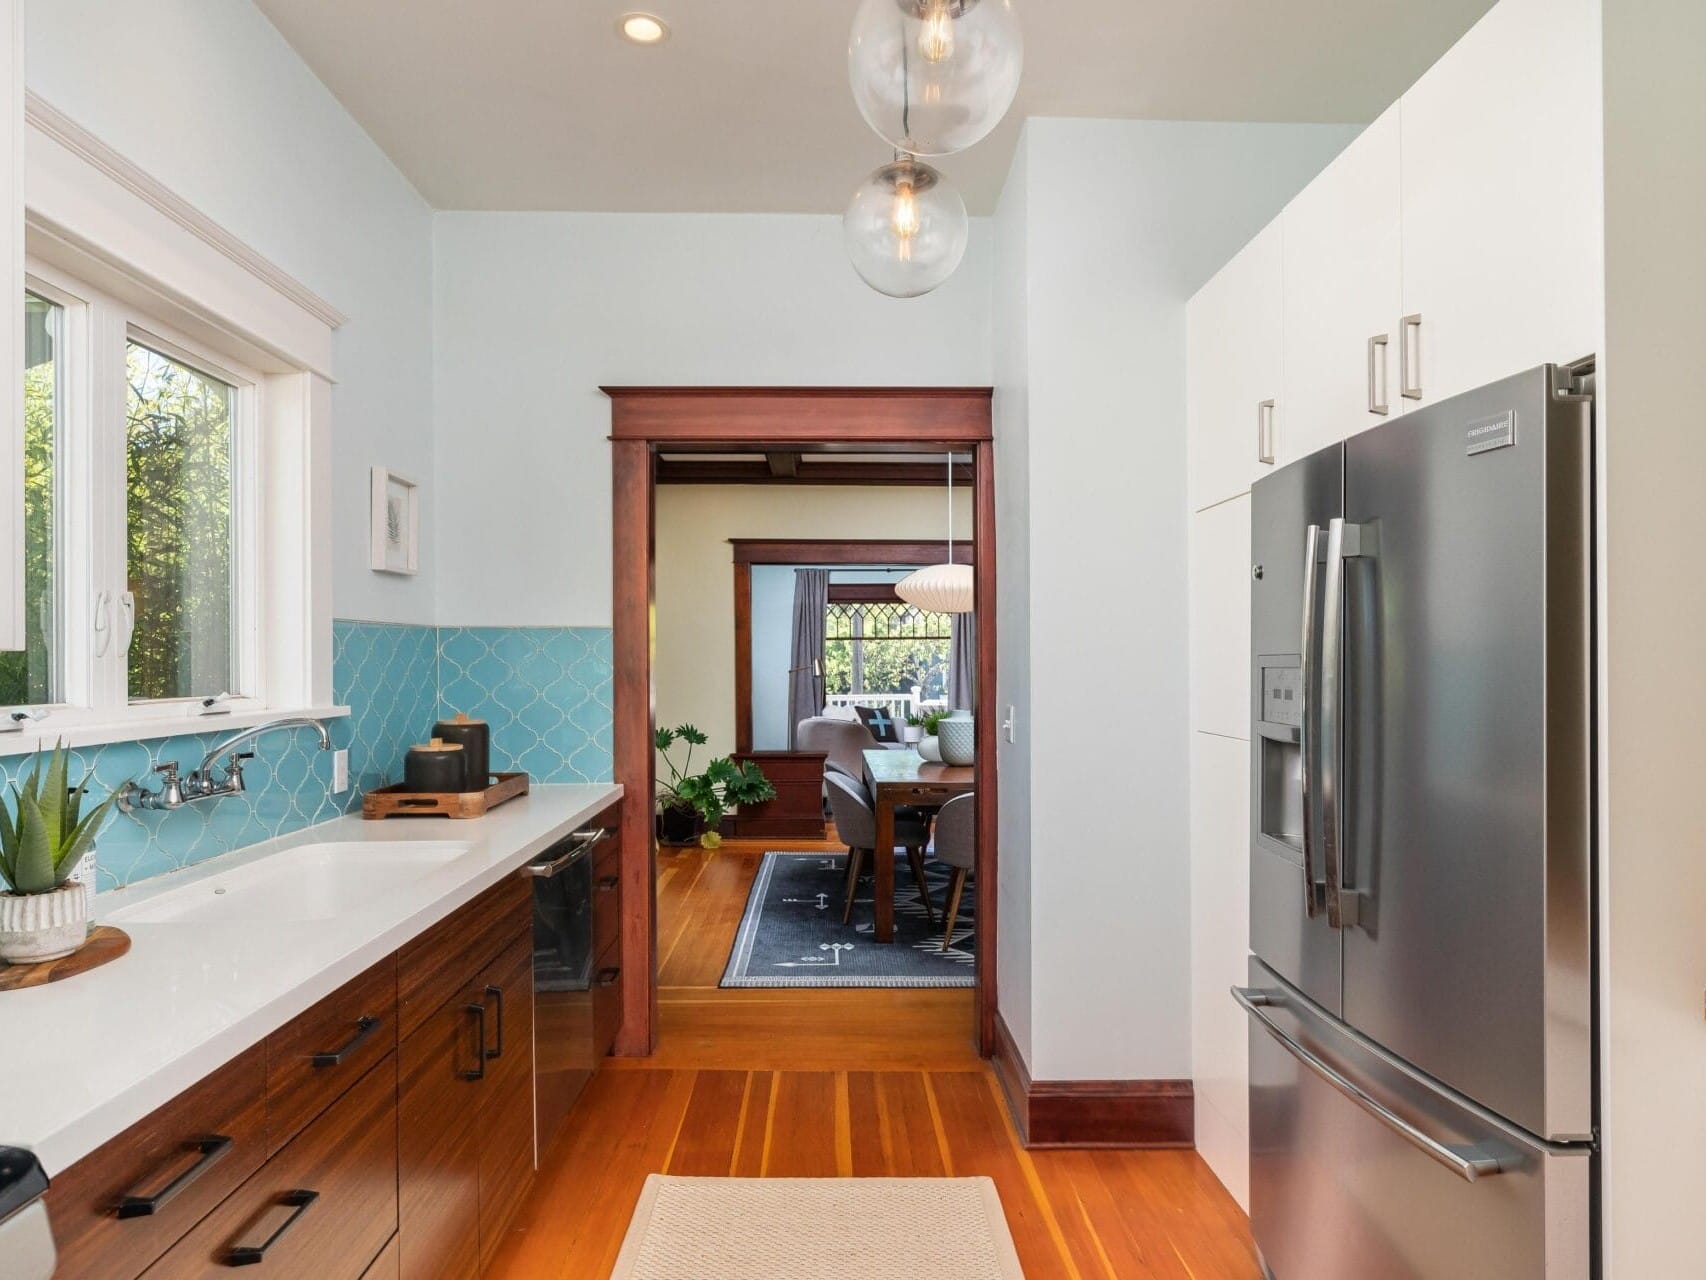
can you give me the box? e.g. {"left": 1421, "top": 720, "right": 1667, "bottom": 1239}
{"left": 411, "top": 737, "right": 464, "bottom": 752}
{"left": 441, "top": 712, "right": 486, "bottom": 726}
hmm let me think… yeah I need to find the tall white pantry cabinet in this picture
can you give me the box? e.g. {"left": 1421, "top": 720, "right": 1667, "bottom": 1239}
{"left": 1185, "top": 0, "right": 1602, "bottom": 1211}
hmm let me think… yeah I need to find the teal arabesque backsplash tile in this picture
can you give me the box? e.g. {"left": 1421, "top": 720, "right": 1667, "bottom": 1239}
{"left": 0, "top": 622, "right": 613, "bottom": 892}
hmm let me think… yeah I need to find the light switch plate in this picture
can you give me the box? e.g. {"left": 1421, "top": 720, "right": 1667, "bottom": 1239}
{"left": 332, "top": 748, "right": 350, "bottom": 794}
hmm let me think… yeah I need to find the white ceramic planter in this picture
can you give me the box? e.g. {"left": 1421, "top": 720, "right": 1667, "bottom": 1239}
{"left": 938, "top": 716, "right": 976, "bottom": 766}
{"left": 917, "top": 735, "right": 943, "bottom": 763}
{"left": 0, "top": 884, "right": 90, "bottom": 964}
{"left": 901, "top": 725, "right": 924, "bottom": 745}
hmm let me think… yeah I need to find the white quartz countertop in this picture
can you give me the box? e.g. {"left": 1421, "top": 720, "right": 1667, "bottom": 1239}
{"left": 0, "top": 783, "right": 622, "bottom": 1176}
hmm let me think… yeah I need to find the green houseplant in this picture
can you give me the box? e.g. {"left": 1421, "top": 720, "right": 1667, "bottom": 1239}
{"left": 913, "top": 707, "right": 952, "bottom": 762}
{"left": 0, "top": 743, "right": 120, "bottom": 963}
{"left": 654, "top": 725, "right": 777, "bottom": 849}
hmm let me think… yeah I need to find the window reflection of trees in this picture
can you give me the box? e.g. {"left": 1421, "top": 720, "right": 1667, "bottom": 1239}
{"left": 822, "top": 601, "right": 951, "bottom": 702}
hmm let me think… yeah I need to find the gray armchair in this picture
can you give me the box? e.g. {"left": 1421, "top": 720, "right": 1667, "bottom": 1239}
{"left": 796, "top": 716, "right": 882, "bottom": 779}
{"left": 824, "top": 772, "right": 936, "bottom": 928}
{"left": 931, "top": 793, "right": 975, "bottom": 952}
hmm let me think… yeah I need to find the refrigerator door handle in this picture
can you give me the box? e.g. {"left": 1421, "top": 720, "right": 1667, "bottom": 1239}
{"left": 1299, "top": 524, "right": 1323, "bottom": 918}
{"left": 1232, "top": 986, "right": 1508, "bottom": 1183}
{"left": 1320, "top": 518, "right": 1350, "bottom": 929}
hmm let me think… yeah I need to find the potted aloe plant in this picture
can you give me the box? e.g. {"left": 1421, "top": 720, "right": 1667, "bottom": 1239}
{"left": 655, "top": 724, "right": 777, "bottom": 849}
{"left": 0, "top": 743, "right": 119, "bottom": 963}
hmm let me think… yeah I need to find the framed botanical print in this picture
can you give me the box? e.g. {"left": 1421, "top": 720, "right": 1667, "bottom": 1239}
{"left": 370, "top": 468, "right": 419, "bottom": 575}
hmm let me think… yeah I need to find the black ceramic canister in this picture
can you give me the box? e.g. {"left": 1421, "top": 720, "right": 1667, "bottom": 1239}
{"left": 405, "top": 739, "right": 466, "bottom": 794}
{"left": 431, "top": 712, "right": 490, "bottom": 790}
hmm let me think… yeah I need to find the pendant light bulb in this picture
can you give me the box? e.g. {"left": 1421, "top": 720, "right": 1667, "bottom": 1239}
{"left": 919, "top": 0, "right": 955, "bottom": 63}
{"left": 844, "top": 156, "right": 967, "bottom": 298}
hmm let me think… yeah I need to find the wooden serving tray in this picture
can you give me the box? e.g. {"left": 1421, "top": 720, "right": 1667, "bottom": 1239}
{"left": 362, "top": 771, "right": 529, "bottom": 820}
{"left": 0, "top": 925, "right": 131, "bottom": 992}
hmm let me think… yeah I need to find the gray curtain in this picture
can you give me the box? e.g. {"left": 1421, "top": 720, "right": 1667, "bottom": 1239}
{"left": 787, "top": 568, "right": 831, "bottom": 748}
{"left": 948, "top": 613, "right": 976, "bottom": 710}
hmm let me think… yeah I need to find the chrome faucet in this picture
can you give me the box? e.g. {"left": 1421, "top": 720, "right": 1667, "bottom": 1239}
{"left": 119, "top": 716, "right": 333, "bottom": 813}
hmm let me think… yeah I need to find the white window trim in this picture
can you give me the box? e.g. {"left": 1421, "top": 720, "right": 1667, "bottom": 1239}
{"left": 1, "top": 95, "right": 347, "bottom": 755}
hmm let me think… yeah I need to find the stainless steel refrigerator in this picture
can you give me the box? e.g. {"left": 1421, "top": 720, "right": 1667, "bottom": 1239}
{"left": 1240, "top": 363, "right": 1597, "bottom": 1279}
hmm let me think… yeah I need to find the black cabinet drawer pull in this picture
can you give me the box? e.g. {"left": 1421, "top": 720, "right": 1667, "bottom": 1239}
{"left": 596, "top": 967, "right": 621, "bottom": 988}
{"left": 223, "top": 1188, "right": 319, "bottom": 1266}
{"left": 595, "top": 875, "right": 620, "bottom": 893}
{"left": 483, "top": 984, "right": 505, "bottom": 1060}
{"left": 310, "top": 1015, "right": 381, "bottom": 1068}
{"left": 115, "top": 1135, "right": 233, "bottom": 1219}
{"left": 460, "top": 1003, "right": 487, "bottom": 1081}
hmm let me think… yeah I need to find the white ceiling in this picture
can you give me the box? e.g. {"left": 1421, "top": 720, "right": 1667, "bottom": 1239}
{"left": 252, "top": 0, "right": 1493, "bottom": 214}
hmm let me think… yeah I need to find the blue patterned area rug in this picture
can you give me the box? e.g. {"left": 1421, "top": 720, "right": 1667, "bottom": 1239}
{"left": 720, "top": 852, "right": 976, "bottom": 989}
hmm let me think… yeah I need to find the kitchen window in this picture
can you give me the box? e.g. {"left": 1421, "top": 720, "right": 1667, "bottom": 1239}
{"left": 0, "top": 263, "right": 271, "bottom": 739}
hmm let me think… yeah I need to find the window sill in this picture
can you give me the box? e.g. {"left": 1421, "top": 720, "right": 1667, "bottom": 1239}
{"left": 0, "top": 705, "right": 351, "bottom": 758}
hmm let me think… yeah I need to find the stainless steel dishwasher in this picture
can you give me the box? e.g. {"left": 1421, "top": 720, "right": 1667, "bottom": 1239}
{"left": 524, "top": 827, "right": 608, "bottom": 1154}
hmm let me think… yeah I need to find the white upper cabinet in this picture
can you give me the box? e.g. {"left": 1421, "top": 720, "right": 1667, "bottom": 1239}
{"left": 1280, "top": 105, "right": 1403, "bottom": 463}
{"left": 1188, "top": 494, "right": 1252, "bottom": 741}
{"left": 1399, "top": 0, "right": 1602, "bottom": 404}
{"left": 1187, "top": 222, "right": 1284, "bottom": 512}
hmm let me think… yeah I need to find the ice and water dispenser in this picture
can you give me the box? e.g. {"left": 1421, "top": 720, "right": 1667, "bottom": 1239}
{"left": 1256, "top": 658, "right": 1303, "bottom": 852}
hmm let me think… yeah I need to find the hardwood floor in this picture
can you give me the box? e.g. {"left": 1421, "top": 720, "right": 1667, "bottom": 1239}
{"left": 486, "top": 835, "right": 1260, "bottom": 1279}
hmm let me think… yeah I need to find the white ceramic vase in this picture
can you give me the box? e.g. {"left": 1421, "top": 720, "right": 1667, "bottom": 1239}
{"left": 901, "top": 724, "right": 924, "bottom": 745}
{"left": 917, "top": 735, "right": 943, "bottom": 763}
{"left": 938, "top": 715, "right": 976, "bottom": 766}
{"left": 0, "top": 884, "right": 89, "bottom": 964}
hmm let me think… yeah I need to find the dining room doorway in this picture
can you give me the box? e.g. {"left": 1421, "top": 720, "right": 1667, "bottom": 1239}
{"left": 602, "top": 388, "right": 998, "bottom": 1061}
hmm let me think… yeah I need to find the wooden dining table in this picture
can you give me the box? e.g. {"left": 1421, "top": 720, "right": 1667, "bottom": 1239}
{"left": 861, "top": 748, "right": 976, "bottom": 944}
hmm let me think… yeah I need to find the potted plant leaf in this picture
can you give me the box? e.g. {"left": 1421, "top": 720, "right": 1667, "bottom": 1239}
{"left": 0, "top": 743, "right": 120, "bottom": 964}
{"left": 655, "top": 724, "right": 777, "bottom": 849}
{"left": 915, "top": 707, "right": 952, "bottom": 763}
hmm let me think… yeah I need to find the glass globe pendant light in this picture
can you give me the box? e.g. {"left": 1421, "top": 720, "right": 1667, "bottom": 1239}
{"left": 897, "top": 454, "right": 974, "bottom": 614}
{"left": 848, "top": 0, "right": 1023, "bottom": 157}
{"left": 843, "top": 153, "right": 969, "bottom": 298}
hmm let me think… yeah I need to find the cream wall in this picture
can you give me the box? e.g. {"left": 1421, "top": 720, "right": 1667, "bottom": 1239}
{"left": 655, "top": 484, "right": 972, "bottom": 762}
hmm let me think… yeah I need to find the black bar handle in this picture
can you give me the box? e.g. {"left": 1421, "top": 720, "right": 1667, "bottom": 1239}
{"left": 310, "top": 1015, "right": 381, "bottom": 1068}
{"left": 460, "top": 1003, "right": 487, "bottom": 1081}
{"left": 483, "top": 985, "right": 504, "bottom": 1060}
{"left": 596, "top": 967, "right": 621, "bottom": 988}
{"left": 595, "top": 875, "right": 619, "bottom": 893}
{"left": 115, "top": 1135, "right": 233, "bottom": 1219}
{"left": 223, "top": 1188, "right": 319, "bottom": 1266}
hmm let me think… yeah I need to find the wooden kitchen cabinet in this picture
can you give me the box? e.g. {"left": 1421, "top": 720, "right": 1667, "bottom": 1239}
{"left": 1187, "top": 220, "right": 1285, "bottom": 512}
{"left": 141, "top": 1051, "right": 398, "bottom": 1278}
{"left": 48, "top": 1045, "right": 269, "bottom": 1280}
{"left": 476, "top": 936, "right": 538, "bottom": 1271}
{"left": 397, "top": 874, "right": 535, "bottom": 1280}
{"left": 1398, "top": 0, "right": 1601, "bottom": 405}
{"left": 1280, "top": 103, "right": 1404, "bottom": 460}
{"left": 266, "top": 955, "right": 398, "bottom": 1155}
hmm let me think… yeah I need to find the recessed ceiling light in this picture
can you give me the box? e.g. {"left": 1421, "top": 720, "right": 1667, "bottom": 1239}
{"left": 618, "top": 12, "right": 669, "bottom": 45}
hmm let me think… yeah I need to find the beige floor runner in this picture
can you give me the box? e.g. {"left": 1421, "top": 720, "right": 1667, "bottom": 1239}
{"left": 610, "top": 1175, "right": 1027, "bottom": 1279}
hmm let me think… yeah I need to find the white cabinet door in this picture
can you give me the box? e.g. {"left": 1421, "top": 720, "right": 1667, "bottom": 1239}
{"left": 1190, "top": 729, "right": 1251, "bottom": 1209}
{"left": 1188, "top": 494, "right": 1251, "bottom": 740}
{"left": 1400, "top": 0, "right": 1601, "bottom": 404}
{"left": 1281, "top": 105, "right": 1403, "bottom": 463}
{"left": 1187, "top": 222, "right": 1283, "bottom": 512}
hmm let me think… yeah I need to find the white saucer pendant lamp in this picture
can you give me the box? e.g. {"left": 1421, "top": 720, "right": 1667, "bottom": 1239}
{"left": 848, "top": 0, "right": 1024, "bottom": 157}
{"left": 844, "top": 154, "right": 969, "bottom": 299}
{"left": 897, "top": 454, "right": 974, "bottom": 614}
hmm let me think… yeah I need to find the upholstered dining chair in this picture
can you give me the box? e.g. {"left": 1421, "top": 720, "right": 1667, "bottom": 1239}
{"left": 823, "top": 772, "right": 936, "bottom": 928}
{"left": 931, "top": 793, "right": 975, "bottom": 952}
{"left": 796, "top": 716, "right": 882, "bottom": 780}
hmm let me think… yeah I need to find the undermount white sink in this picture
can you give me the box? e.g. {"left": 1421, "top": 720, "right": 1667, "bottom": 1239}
{"left": 111, "top": 842, "right": 474, "bottom": 926}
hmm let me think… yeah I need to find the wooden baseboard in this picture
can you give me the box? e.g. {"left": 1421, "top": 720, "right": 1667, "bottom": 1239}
{"left": 990, "top": 1012, "right": 1194, "bottom": 1149}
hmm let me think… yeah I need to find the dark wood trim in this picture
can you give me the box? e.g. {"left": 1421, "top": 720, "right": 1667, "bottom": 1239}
{"left": 725, "top": 751, "right": 828, "bottom": 839}
{"left": 657, "top": 458, "right": 974, "bottom": 487}
{"left": 611, "top": 439, "right": 656, "bottom": 1057}
{"left": 826, "top": 583, "right": 903, "bottom": 605}
{"left": 733, "top": 561, "right": 753, "bottom": 753}
{"left": 973, "top": 439, "right": 998, "bottom": 1056}
{"left": 729, "top": 539, "right": 973, "bottom": 566}
{"left": 991, "top": 1013, "right": 1195, "bottom": 1149}
{"left": 604, "top": 386, "right": 993, "bottom": 445}
{"left": 608, "top": 388, "right": 995, "bottom": 1062}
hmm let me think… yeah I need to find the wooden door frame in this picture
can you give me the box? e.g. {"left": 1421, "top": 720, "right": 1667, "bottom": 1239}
{"left": 729, "top": 537, "right": 975, "bottom": 755}
{"left": 605, "top": 386, "right": 999, "bottom": 1057}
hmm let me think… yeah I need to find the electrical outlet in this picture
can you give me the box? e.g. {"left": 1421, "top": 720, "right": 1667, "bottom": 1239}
{"left": 332, "top": 749, "right": 350, "bottom": 794}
